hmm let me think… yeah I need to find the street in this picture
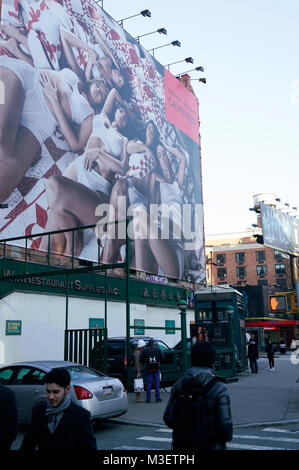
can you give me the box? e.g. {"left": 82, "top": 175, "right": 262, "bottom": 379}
{"left": 10, "top": 354, "right": 299, "bottom": 451}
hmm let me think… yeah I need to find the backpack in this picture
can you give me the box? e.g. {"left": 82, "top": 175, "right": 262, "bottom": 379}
{"left": 171, "top": 376, "right": 219, "bottom": 450}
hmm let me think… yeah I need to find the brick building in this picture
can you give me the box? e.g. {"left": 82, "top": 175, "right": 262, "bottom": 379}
{"left": 206, "top": 230, "right": 292, "bottom": 289}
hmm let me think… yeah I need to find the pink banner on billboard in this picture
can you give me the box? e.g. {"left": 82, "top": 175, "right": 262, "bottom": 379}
{"left": 164, "top": 69, "right": 200, "bottom": 144}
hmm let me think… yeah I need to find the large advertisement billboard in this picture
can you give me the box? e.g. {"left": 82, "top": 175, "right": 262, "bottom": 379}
{"left": 0, "top": 0, "right": 205, "bottom": 283}
{"left": 260, "top": 202, "right": 299, "bottom": 256}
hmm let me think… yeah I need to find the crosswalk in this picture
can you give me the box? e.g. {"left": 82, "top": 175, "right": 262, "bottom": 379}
{"left": 114, "top": 426, "right": 299, "bottom": 451}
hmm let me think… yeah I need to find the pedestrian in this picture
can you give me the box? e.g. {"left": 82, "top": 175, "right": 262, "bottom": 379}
{"left": 0, "top": 384, "right": 18, "bottom": 451}
{"left": 279, "top": 338, "right": 287, "bottom": 355}
{"left": 140, "top": 339, "right": 164, "bottom": 403}
{"left": 248, "top": 334, "right": 259, "bottom": 374}
{"left": 192, "top": 325, "right": 209, "bottom": 345}
{"left": 163, "top": 341, "right": 233, "bottom": 450}
{"left": 291, "top": 338, "right": 297, "bottom": 351}
{"left": 20, "top": 367, "right": 97, "bottom": 450}
{"left": 265, "top": 339, "right": 275, "bottom": 371}
{"left": 132, "top": 339, "right": 146, "bottom": 402}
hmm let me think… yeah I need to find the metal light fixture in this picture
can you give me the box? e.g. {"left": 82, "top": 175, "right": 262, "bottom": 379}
{"left": 165, "top": 57, "right": 194, "bottom": 71}
{"left": 135, "top": 28, "right": 167, "bottom": 43}
{"left": 118, "top": 9, "right": 151, "bottom": 27}
{"left": 149, "top": 40, "right": 181, "bottom": 57}
{"left": 176, "top": 66, "right": 204, "bottom": 77}
{"left": 190, "top": 78, "right": 207, "bottom": 84}
{"left": 0, "top": 203, "right": 8, "bottom": 209}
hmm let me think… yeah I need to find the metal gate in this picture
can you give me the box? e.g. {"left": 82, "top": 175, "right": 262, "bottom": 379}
{"left": 64, "top": 328, "right": 108, "bottom": 372}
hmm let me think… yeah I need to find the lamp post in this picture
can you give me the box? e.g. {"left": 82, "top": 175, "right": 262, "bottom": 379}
{"left": 135, "top": 28, "right": 167, "bottom": 43}
{"left": 178, "top": 299, "right": 188, "bottom": 375}
{"left": 225, "top": 304, "right": 236, "bottom": 373}
{"left": 165, "top": 57, "right": 194, "bottom": 71}
{"left": 149, "top": 40, "right": 181, "bottom": 57}
{"left": 118, "top": 9, "right": 151, "bottom": 27}
{"left": 176, "top": 66, "right": 204, "bottom": 78}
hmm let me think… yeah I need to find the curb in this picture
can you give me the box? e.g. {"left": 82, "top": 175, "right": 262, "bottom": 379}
{"left": 108, "top": 417, "right": 299, "bottom": 429}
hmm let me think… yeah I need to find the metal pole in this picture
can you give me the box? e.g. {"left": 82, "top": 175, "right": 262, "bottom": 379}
{"left": 179, "top": 308, "right": 188, "bottom": 375}
{"left": 65, "top": 273, "right": 69, "bottom": 331}
{"left": 125, "top": 218, "right": 131, "bottom": 389}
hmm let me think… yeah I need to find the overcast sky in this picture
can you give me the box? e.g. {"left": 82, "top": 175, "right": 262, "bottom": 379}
{"left": 104, "top": 0, "right": 299, "bottom": 235}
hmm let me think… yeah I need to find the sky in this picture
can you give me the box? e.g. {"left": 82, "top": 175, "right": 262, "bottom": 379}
{"left": 104, "top": 0, "right": 299, "bottom": 235}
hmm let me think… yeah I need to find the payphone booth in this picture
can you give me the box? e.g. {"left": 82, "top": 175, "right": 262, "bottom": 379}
{"left": 194, "top": 286, "right": 247, "bottom": 380}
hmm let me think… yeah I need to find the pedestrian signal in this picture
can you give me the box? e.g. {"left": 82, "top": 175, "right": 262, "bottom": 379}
{"left": 269, "top": 295, "right": 286, "bottom": 312}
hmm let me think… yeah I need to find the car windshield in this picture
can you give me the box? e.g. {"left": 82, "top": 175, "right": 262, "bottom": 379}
{"left": 66, "top": 366, "right": 105, "bottom": 380}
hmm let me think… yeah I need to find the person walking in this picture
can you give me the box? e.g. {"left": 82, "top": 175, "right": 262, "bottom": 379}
{"left": 265, "top": 339, "right": 275, "bottom": 371}
{"left": 163, "top": 341, "right": 233, "bottom": 450}
{"left": 0, "top": 384, "right": 18, "bottom": 451}
{"left": 141, "top": 339, "right": 164, "bottom": 403}
{"left": 248, "top": 334, "right": 259, "bottom": 374}
{"left": 132, "top": 339, "right": 146, "bottom": 402}
{"left": 20, "top": 367, "right": 97, "bottom": 450}
{"left": 279, "top": 338, "right": 287, "bottom": 355}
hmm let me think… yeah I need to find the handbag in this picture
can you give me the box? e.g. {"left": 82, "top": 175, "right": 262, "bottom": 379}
{"left": 134, "top": 377, "right": 144, "bottom": 392}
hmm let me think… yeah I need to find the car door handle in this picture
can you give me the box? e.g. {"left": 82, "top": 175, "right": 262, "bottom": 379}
{"left": 30, "top": 388, "right": 40, "bottom": 394}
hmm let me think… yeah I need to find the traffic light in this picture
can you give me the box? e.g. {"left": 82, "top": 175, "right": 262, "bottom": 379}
{"left": 290, "top": 293, "right": 298, "bottom": 312}
{"left": 269, "top": 295, "right": 286, "bottom": 312}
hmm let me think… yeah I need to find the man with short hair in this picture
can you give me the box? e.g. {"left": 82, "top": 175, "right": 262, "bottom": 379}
{"left": 163, "top": 342, "right": 233, "bottom": 450}
{"left": 141, "top": 339, "right": 164, "bottom": 403}
{"left": 21, "top": 367, "right": 97, "bottom": 450}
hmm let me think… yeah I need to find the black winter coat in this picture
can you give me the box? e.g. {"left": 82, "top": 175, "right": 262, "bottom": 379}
{"left": 163, "top": 366, "right": 233, "bottom": 450}
{"left": 265, "top": 343, "right": 275, "bottom": 356}
{"left": 248, "top": 339, "right": 259, "bottom": 360}
{"left": 0, "top": 385, "right": 18, "bottom": 450}
{"left": 140, "top": 345, "right": 164, "bottom": 371}
{"left": 20, "top": 401, "right": 97, "bottom": 451}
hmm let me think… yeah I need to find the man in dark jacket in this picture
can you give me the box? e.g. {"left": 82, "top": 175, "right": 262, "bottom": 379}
{"left": 248, "top": 334, "right": 259, "bottom": 374}
{"left": 163, "top": 342, "right": 233, "bottom": 450}
{"left": 140, "top": 340, "right": 164, "bottom": 403}
{"left": 0, "top": 384, "right": 18, "bottom": 450}
{"left": 21, "top": 367, "right": 97, "bottom": 450}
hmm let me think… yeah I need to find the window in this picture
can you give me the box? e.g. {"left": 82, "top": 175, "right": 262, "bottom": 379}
{"left": 0, "top": 367, "right": 15, "bottom": 385}
{"left": 13, "top": 367, "right": 46, "bottom": 385}
{"left": 256, "top": 251, "right": 266, "bottom": 263}
{"left": 216, "top": 254, "right": 226, "bottom": 265}
{"left": 276, "top": 278, "right": 287, "bottom": 287}
{"left": 236, "top": 252, "right": 246, "bottom": 264}
{"left": 256, "top": 265, "right": 267, "bottom": 276}
{"left": 217, "top": 268, "right": 227, "bottom": 279}
{"left": 236, "top": 266, "right": 246, "bottom": 277}
{"left": 258, "top": 279, "right": 268, "bottom": 286}
{"left": 274, "top": 250, "right": 283, "bottom": 261}
{"left": 275, "top": 264, "right": 286, "bottom": 275}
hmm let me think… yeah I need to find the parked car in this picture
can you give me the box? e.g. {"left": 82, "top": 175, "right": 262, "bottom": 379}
{"left": 91, "top": 337, "right": 182, "bottom": 389}
{"left": 0, "top": 360, "right": 128, "bottom": 424}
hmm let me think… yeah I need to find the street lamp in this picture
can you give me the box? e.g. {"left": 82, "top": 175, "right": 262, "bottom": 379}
{"left": 190, "top": 78, "right": 207, "bottom": 84}
{"left": 118, "top": 9, "right": 151, "bottom": 27}
{"left": 135, "top": 28, "right": 167, "bottom": 43}
{"left": 164, "top": 57, "right": 194, "bottom": 71}
{"left": 178, "top": 299, "right": 188, "bottom": 375}
{"left": 176, "top": 66, "right": 204, "bottom": 77}
{"left": 149, "top": 40, "right": 181, "bottom": 57}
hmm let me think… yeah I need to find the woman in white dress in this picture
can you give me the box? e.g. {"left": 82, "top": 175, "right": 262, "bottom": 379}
{"left": 0, "top": 55, "right": 108, "bottom": 202}
{"left": 40, "top": 88, "right": 130, "bottom": 256}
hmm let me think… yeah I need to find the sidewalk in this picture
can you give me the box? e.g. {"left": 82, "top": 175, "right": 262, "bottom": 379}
{"left": 110, "top": 356, "right": 299, "bottom": 429}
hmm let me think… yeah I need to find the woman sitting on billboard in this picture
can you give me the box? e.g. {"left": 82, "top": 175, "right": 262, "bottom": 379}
{"left": 1, "top": 23, "right": 131, "bottom": 102}
{"left": 0, "top": 55, "right": 110, "bottom": 202}
{"left": 131, "top": 140, "right": 187, "bottom": 279}
{"left": 39, "top": 88, "right": 132, "bottom": 256}
{"left": 100, "top": 120, "right": 160, "bottom": 266}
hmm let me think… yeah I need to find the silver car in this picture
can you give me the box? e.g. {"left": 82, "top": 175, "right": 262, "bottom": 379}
{"left": 0, "top": 360, "right": 128, "bottom": 424}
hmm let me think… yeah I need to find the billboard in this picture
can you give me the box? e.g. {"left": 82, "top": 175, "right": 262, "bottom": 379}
{"left": 0, "top": 0, "right": 205, "bottom": 283}
{"left": 260, "top": 203, "right": 299, "bottom": 256}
